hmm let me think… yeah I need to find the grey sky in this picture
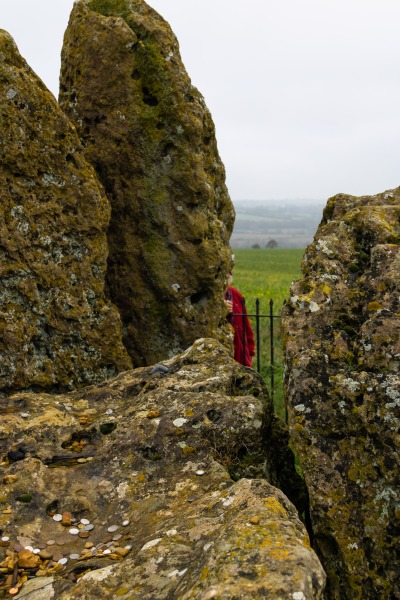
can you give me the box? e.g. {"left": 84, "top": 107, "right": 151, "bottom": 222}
{"left": 2, "top": 0, "right": 400, "bottom": 202}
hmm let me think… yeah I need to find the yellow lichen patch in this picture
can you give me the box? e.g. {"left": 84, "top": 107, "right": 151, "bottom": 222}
{"left": 327, "top": 503, "right": 351, "bottom": 523}
{"left": 200, "top": 567, "right": 209, "bottom": 581}
{"left": 181, "top": 446, "right": 197, "bottom": 456}
{"left": 347, "top": 461, "right": 377, "bottom": 483}
{"left": 322, "top": 283, "right": 332, "bottom": 295}
{"left": 268, "top": 548, "right": 290, "bottom": 560}
{"left": 367, "top": 301, "right": 383, "bottom": 311}
{"left": 263, "top": 497, "right": 288, "bottom": 518}
{"left": 146, "top": 410, "right": 160, "bottom": 419}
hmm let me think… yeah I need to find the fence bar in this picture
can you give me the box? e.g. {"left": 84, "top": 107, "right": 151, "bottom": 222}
{"left": 241, "top": 297, "right": 247, "bottom": 366}
{"left": 231, "top": 299, "right": 281, "bottom": 403}
{"left": 255, "top": 298, "right": 261, "bottom": 373}
{"left": 269, "top": 299, "right": 275, "bottom": 401}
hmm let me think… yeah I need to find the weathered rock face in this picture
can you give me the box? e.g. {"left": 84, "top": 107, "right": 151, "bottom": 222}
{"left": 0, "top": 30, "right": 132, "bottom": 394}
{"left": 59, "top": 0, "right": 235, "bottom": 366}
{"left": 0, "top": 339, "right": 325, "bottom": 598}
{"left": 283, "top": 189, "right": 400, "bottom": 598}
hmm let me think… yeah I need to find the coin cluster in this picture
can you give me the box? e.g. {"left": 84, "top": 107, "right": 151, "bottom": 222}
{"left": 0, "top": 513, "right": 131, "bottom": 596}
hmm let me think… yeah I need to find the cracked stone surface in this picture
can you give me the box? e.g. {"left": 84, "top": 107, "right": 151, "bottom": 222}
{"left": 0, "top": 339, "right": 325, "bottom": 599}
{"left": 283, "top": 188, "right": 400, "bottom": 599}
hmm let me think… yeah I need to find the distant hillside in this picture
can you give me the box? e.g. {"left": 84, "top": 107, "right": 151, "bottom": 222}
{"left": 230, "top": 199, "right": 326, "bottom": 249}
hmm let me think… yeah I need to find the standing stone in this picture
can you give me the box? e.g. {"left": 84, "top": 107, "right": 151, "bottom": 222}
{"left": 59, "top": 0, "right": 235, "bottom": 366}
{"left": 282, "top": 188, "right": 400, "bottom": 598}
{"left": 0, "top": 30, "right": 132, "bottom": 393}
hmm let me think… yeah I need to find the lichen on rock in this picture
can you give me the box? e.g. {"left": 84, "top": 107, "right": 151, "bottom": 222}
{"left": 59, "top": 0, "right": 235, "bottom": 366}
{"left": 0, "top": 30, "right": 132, "bottom": 394}
{"left": 283, "top": 188, "right": 400, "bottom": 598}
{"left": 0, "top": 339, "right": 325, "bottom": 598}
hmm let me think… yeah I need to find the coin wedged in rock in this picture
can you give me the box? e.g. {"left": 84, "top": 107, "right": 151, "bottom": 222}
{"left": 115, "top": 548, "right": 130, "bottom": 557}
{"left": 18, "top": 549, "right": 41, "bottom": 569}
{"left": 55, "top": 535, "right": 69, "bottom": 545}
{"left": 102, "top": 535, "right": 113, "bottom": 544}
{"left": 62, "top": 512, "right": 73, "bottom": 526}
{"left": 79, "top": 532, "right": 90, "bottom": 539}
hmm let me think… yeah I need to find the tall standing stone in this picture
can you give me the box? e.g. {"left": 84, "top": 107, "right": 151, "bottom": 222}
{"left": 59, "top": 0, "right": 235, "bottom": 366}
{"left": 282, "top": 189, "right": 400, "bottom": 598}
{"left": 0, "top": 30, "right": 132, "bottom": 394}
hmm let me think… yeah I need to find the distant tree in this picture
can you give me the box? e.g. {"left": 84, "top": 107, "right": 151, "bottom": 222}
{"left": 251, "top": 243, "right": 260, "bottom": 249}
{"left": 266, "top": 239, "right": 278, "bottom": 249}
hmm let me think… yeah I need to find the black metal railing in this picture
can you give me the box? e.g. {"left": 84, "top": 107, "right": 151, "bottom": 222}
{"left": 232, "top": 298, "right": 282, "bottom": 400}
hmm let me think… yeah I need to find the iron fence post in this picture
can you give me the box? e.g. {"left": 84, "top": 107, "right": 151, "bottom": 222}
{"left": 241, "top": 296, "right": 246, "bottom": 366}
{"left": 269, "top": 298, "right": 275, "bottom": 402}
{"left": 255, "top": 298, "right": 260, "bottom": 373}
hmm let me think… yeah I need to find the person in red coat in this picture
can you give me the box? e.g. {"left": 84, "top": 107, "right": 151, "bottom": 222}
{"left": 224, "top": 272, "right": 255, "bottom": 367}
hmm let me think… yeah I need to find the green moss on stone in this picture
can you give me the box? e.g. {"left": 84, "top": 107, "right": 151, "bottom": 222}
{"left": 88, "top": 0, "right": 131, "bottom": 19}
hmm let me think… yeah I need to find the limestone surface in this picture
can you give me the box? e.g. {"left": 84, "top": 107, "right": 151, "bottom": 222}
{"left": 0, "top": 30, "right": 132, "bottom": 394}
{"left": 283, "top": 189, "right": 400, "bottom": 598}
{"left": 0, "top": 339, "right": 325, "bottom": 598}
{"left": 59, "top": 0, "right": 235, "bottom": 366}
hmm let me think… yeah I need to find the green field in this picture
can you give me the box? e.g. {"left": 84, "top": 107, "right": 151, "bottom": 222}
{"left": 231, "top": 248, "right": 304, "bottom": 419}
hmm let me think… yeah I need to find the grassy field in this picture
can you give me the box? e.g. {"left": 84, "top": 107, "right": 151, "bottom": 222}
{"left": 231, "top": 248, "right": 304, "bottom": 419}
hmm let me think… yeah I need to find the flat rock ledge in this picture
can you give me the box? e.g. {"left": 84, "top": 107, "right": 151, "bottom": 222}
{"left": 0, "top": 339, "right": 325, "bottom": 599}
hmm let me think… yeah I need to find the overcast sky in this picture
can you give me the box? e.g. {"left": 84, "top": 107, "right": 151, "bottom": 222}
{"left": 3, "top": 0, "right": 400, "bottom": 202}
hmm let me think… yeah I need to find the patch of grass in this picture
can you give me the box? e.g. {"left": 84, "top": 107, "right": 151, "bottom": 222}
{"left": 232, "top": 248, "right": 304, "bottom": 419}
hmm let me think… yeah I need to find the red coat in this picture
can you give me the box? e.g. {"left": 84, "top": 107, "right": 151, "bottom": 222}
{"left": 225, "top": 286, "right": 255, "bottom": 367}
